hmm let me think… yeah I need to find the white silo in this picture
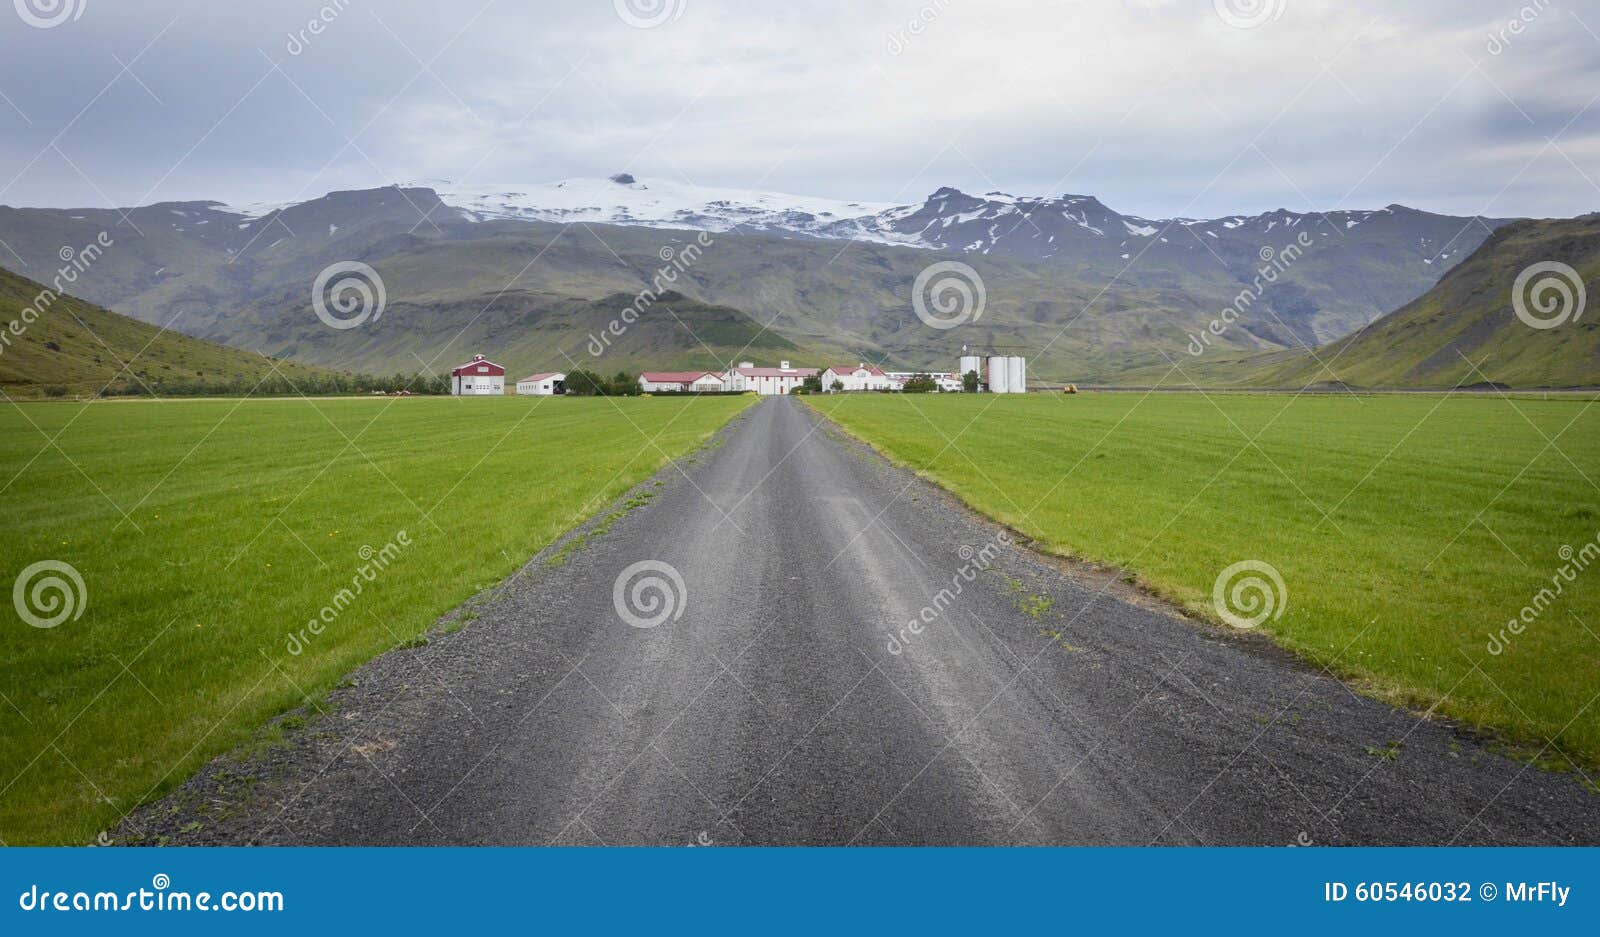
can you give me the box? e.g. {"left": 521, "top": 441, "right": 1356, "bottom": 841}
{"left": 1008, "top": 356, "right": 1025, "bottom": 394}
{"left": 958, "top": 355, "right": 983, "bottom": 388}
{"left": 987, "top": 355, "right": 1010, "bottom": 394}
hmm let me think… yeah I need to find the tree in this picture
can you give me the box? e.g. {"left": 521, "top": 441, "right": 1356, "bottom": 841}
{"left": 902, "top": 374, "right": 937, "bottom": 393}
{"left": 830, "top": 379, "right": 844, "bottom": 392}
{"left": 963, "top": 369, "right": 979, "bottom": 393}
{"left": 564, "top": 369, "right": 609, "bottom": 396}
{"left": 802, "top": 375, "right": 822, "bottom": 393}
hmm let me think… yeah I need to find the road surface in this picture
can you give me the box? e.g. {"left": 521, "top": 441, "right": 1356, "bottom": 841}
{"left": 126, "top": 396, "right": 1600, "bottom": 845}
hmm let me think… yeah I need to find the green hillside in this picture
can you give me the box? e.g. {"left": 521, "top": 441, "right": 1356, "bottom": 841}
{"left": 1258, "top": 216, "right": 1600, "bottom": 388}
{"left": 0, "top": 266, "right": 338, "bottom": 397}
{"left": 248, "top": 286, "right": 802, "bottom": 380}
{"left": 1111, "top": 215, "right": 1600, "bottom": 389}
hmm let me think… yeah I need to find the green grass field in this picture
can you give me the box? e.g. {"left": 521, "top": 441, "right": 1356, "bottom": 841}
{"left": 807, "top": 392, "right": 1600, "bottom": 773}
{"left": 0, "top": 394, "right": 753, "bottom": 845}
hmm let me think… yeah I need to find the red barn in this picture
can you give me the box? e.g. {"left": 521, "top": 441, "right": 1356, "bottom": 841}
{"left": 450, "top": 354, "right": 505, "bottom": 395}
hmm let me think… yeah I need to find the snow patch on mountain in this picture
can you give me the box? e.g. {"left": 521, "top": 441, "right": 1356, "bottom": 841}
{"left": 432, "top": 176, "right": 918, "bottom": 245}
{"left": 196, "top": 177, "right": 1498, "bottom": 275}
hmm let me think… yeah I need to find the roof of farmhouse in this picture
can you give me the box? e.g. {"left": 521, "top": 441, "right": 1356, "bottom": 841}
{"left": 516, "top": 372, "right": 563, "bottom": 383}
{"left": 736, "top": 366, "right": 818, "bottom": 377}
{"left": 641, "top": 371, "right": 720, "bottom": 382}
{"left": 450, "top": 354, "right": 504, "bottom": 375}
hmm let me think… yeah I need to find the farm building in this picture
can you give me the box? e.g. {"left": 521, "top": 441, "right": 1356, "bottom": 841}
{"left": 985, "top": 355, "right": 1028, "bottom": 393}
{"left": 887, "top": 371, "right": 963, "bottom": 392}
{"left": 515, "top": 372, "right": 565, "bottom": 395}
{"left": 955, "top": 353, "right": 1027, "bottom": 392}
{"left": 451, "top": 354, "right": 505, "bottom": 396}
{"left": 821, "top": 364, "right": 896, "bottom": 392}
{"left": 639, "top": 371, "right": 726, "bottom": 393}
{"left": 724, "top": 361, "right": 818, "bottom": 395}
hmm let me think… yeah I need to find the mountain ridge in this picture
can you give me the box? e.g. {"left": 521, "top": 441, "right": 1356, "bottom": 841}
{"left": 0, "top": 179, "right": 1559, "bottom": 383}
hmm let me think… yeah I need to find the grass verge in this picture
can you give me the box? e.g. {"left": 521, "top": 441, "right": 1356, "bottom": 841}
{"left": 805, "top": 392, "right": 1600, "bottom": 772}
{"left": 0, "top": 394, "right": 753, "bottom": 843}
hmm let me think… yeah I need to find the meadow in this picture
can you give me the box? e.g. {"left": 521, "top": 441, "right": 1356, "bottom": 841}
{"left": 0, "top": 394, "right": 753, "bottom": 844}
{"left": 807, "top": 392, "right": 1600, "bottom": 774}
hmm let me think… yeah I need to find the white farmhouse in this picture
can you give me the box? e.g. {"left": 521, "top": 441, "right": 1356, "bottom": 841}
{"left": 687, "top": 372, "right": 725, "bottom": 393}
{"left": 887, "top": 371, "right": 961, "bottom": 392}
{"left": 821, "top": 363, "right": 895, "bottom": 392}
{"left": 639, "top": 371, "right": 726, "bottom": 393}
{"left": 515, "top": 372, "right": 565, "bottom": 395}
{"left": 724, "top": 361, "right": 818, "bottom": 396}
{"left": 450, "top": 354, "right": 505, "bottom": 396}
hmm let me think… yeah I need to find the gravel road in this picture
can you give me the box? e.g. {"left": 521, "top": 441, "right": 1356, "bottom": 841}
{"left": 124, "top": 396, "right": 1600, "bottom": 845}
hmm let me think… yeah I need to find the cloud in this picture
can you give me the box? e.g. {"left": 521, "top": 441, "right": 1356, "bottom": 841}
{"left": 0, "top": 0, "right": 1594, "bottom": 218}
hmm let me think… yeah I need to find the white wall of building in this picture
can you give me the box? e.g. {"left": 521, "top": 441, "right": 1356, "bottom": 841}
{"left": 515, "top": 374, "right": 564, "bottom": 395}
{"left": 640, "top": 373, "right": 726, "bottom": 393}
{"left": 823, "top": 367, "right": 894, "bottom": 392}
{"left": 723, "top": 363, "right": 754, "bottom": 393}
{"left": 727, "top": 362, "right": 816, "bottom": 395}
{"left": 453, "top": 375, "right": 504, "bottom": 395}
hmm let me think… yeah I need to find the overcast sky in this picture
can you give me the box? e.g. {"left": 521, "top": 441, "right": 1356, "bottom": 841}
{"left": 1, "top": 0, "right": 1597, "bottom": 219}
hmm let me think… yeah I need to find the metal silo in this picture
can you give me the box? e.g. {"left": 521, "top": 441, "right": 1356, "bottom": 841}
{"left": 1008, "top": 356, "right": 1025, "bottom": 394}
{"left": 987, "top": 356, "right": 1009, "bottom": 393}
{"left": 958, "top": 355, "right": 982, "bottom": 388}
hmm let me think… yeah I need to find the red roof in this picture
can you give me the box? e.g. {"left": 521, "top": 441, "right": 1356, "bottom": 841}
{"left": 450, "top": 355, "right": 505, "bottom": 376}
{"left": 516, "top": 372, "right": 564, "bottom": 383}
{"left": 641, "top": 371, "right": 721, "bottom": 383}
{"left": 735, "top": 366, "right": 819, "bottom": 377}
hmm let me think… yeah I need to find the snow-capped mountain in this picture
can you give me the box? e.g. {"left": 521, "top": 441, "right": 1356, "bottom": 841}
{"left": 436, "top": 173, "right": 920, "bottom": 246}
{"left": 0, "top": 176, "right": 1516, "bottom": 373}
{"left": 424, "top": 174, "right": 1500, "bottom": 270}
{"left": 841, "top": 186, "right": 1497, "bottom": 267}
